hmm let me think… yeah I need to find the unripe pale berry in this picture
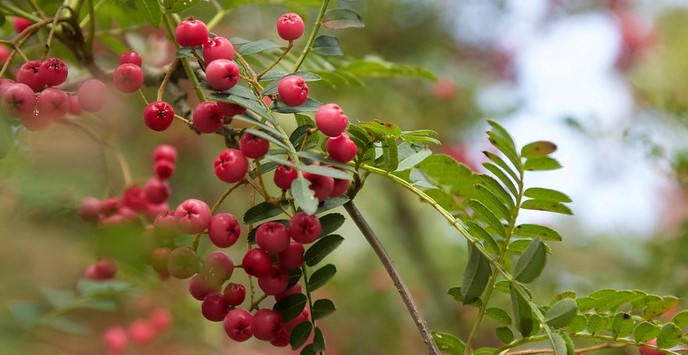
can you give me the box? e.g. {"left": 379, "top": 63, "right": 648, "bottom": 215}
{"left": 153, "top": 210, "right": 178, "bottom": 238}
{"left": 151, "top": 247, "right": 172, "bottom": 274}
{"left": 242, "top": 248, "right": 275, "bottom": 278}
{"left": 167, "top": 247, "right": 199, "bottom": 279}
{"left": 214, "top": 148, "right": 249, "bottom": 183}
{"left": 277, "top": 75, "right": 308, "bottom": 106}
{"left": 273, "top": 165, "right": 297, "bottom": 190}
{"left": 239, "top": 132, "right": 269, "bottom": 159}
{"left": 202, "top": 292, "right": 229, "bottom": 322}
{"left": 175, "top": 19, "right": 208, "bottom": 47}
{"left": 77, "top": 79, "right": 108, "bottom": 112}
{"left": 315, "top": 103, "right": 349, "bottom": 137}
{"left": 304, "top": 171, "right": 335, "bottom": 201}
{"left": 223, "top": 308, "right": 253, "bottom": 342}
{"left": 205, "top": 59, "right": 239, "bottom": 91}
{"left": 16, "top": 60, "right": 45, "bottom": 92}
{"left": 193, "top": 101, "right": 223, "bottom": 133}
{"left": 223, "top": 282, "right": 246, "bottom": 306}
{"left": 113, "top": 63, "right": 144, "bottom": 93}
{"left": 258, "top": 269, "right": 289, "bottom": 295}
{"left": 203, "top": 36, "right": 235, "bottom": 63}
{"left": 289, "top": 212, "right": 322, "bottom": 244}
{"left": 40, "top": 58, "right": 68, "bottom": 87}
{"left": 278, "top": 240, "right": 305, "bottom": 270}
{"left": 143, "top": 101, "right": 174, "bottom": 131}
{"left": 174, "top": 198, "right": 211, "bottom": 234}
{"left": 208, "top": 213, "right": 241, "bottom": 248}
{"left": 2, "top": 83, "right": 36, "bottom": 118}
{"left": 200, "top": 251, "right": 234, "bottom": 288}
{"left": 153, "top": 144, "right": 177, "bottom": 163}
{"left": 256, "top": 222, "right": 290, "bottom": 254}
{"left": 252, "top": 309, "right": 283, "bottom": 341}
{"left": 119, "top": 50, "right": 142, "bottom": 67}
{"left": 189, "top": 273, "right": 219, "bottom": 301}
{"left": 277, "top": 13, "right": 305, "bottom": 41}
{"left": 326, "top": 133, "right": 358, "bottom": 163}
{"left": 639, "top": 339, "right": 662, "bottom": 355}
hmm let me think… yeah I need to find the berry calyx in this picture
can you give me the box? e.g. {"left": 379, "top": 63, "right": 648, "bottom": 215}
{"left": 175, "top": 19, "right": 209, "bottom": 47}
{"left": 326, "top": 133, "right": 358, "bottom": 163}
{"left": 208, "top": 213, "right": 241, "bottom": 248}
{"left": 277, "top": 13, "right": 305, "bottom": 41}
{"left": 113, "top": 63, "right": 144, "bottom": 93}
{"left": 39, "top": 58, "right": 68, "bottom": 87}
{"left": 192, "top": 101, "right": 223, "bottom": 133}
{"left": 205, "top": 59, "right": 240, "bottom": 91}
{"left": 255, "top": 221, "right": 290, "bottom": 254}
{"left": 174, "top": 198, "right": 211, "bottom": 234}
{"left": 16, "top": 60, "right": 45, "bottom": 92}
{"left": 242, "top": 248, "right": 274, "bottom": 278}
{"left": 119, "top": 50, "right": 142, "bottom": 67}
{"left": 203, "top": 36, "right": 235, "bottom": 63}
{"left": 239, "top": 132, "right": 269, "bottom": 159}
{"left": 143, "top": 101, "right": 174, "bottom": 131}
{"left": 77, "top": 79, "right": 108, "bottom": 112}
{"left": 273, "top": 165, "right": 298, "bottom": 190}
{"left": 277, "top": 75, "right": 308, "bottom": 106}
{"left": 315, "top": 103, "right": 349, "bottom": 137}
{"left": 223, "top": 308, "right": 253, "bottom": 342}
{"left": 289, "top": 212, "right": 322, "bottom": 244}
{"left": 214, "top": 148, "right": 249, "bottom": 183}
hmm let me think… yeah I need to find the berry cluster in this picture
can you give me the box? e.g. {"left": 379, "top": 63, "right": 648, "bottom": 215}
{"left": 102, "top": 308, "right": 172, "bottom": 354}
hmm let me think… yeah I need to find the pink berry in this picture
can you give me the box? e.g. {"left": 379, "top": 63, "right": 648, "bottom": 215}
{"left": 144, "top": 202, "right": 168, "bottom": 222}
{"left": 330, "top": 177, "right": 351, "bottom": 197}
{"left": 147, "top": 308, "right": 172, "bottom": 332}
{"left": 189, "top": 273, "right": 219, "bottom": 301}
{"left": 16, "top": 60, "right": 45, "bottom": 92}
{"left": 113, "top": 63, "right": 143, "bottom": 93}
{"left": 284, "top": 308, "right": 310, "bottom": 334}
{"left": 256, "top": 222, "right": 290, "bottom": 254}
{"left": 315, "top": 103, "right": 349, "bottom": 137}
{"left": 326, "top": 133, "right": 358, "bottom": 163}
{"left": 39, "top": 58, "right": 68, "bottom": 87}
{"left": 205, "top": 59, "right": 239, "bottom": 91}
{"left": 223, "top": 308, "right": 253, "bottom": 342}
{"left": 99, "top": 198, "right": 119, "bottom": 217}
{"left": 119, "top": 51, "right": 142, "bottom": 67}
{"left": 258, "top": 269, "right": 289, "bottom": 295}
{"left": 102, "top": 326, "right": 128, "bottom": 351}
{"left": 36, "top": 87, "right": 69, "bottom": 120}
{"left": 252, "top": 309, "right": 283, "bottom": 341}
{"left": 304, "top": 171, "right": 334, "bottom": 201}
{"left": 289, "top": 212, "right": 321, "bottom": 244}
{"left": 153, "top": 211, "right": 178, "bottom": 238}
{"left": 85, "top": 258, "right": 118, "bottom": 280}
{"left": 273, "top": 165, "right": 297, "bottom": 190}
{"left": 208, "top": 213, "right": 241, "bottom": 248}
{"left": 217, "top": 102, "right": 246, "bottom": 117}
{"left": 151, "top": 247, "right": 172, "bottom": 274}
{"left": 277, "top": 75, "right": 308, "bottom": 106}
{"left": 214, "top": 148, "right": 249, "bottom": 183}
{"left": 167, "top": 247, "right": 199, "bottom": 279}
{"left": 277, "top": 13, "right": 305, "bottom": 41}
{"left": 122, "top": 186, "right": 147, "bottom": 211}
{"left": 223, "top": 283, "right": 246, "bottom": 306}
{"left": 13, "top": 17, "right": 32, "bottom": 34}
{"left": 202, "top": 292, "right": 229, "bottom": 322}
{"left": 174, "top": 198, "right": 211, "bottom": 234}
{"left": 239, "top": 132, "right": 269, "bottom": 159}
{"left": 153, "top": 144, "right": 177, "bottom": 163}
{"left": 639, "top": 339, "right": 662, "bottom": 355}
{"left": 2, "top": 83, "right": 36, "bottom": 118}
{"left": 77, "top": 79, "right": 108, "bottom": 112}
{"left": 278, "top": 240, "right": 305, "bottom": 270}
{"left": 203, "top": 36, "right": 235, "bottom": 63}
{"left": 144, "top": 177, "right": 170, "bottom": 204}
{"left": 68, "top": 95, "right": 81, "bottom": 115}
{"left": 201, "top": 251, "right": 234, "bottom": 287}
{"left": 79, "top": 197, "right": 101, "bottom": 222}
{"left": 143, "top": 101, "right": 174, "bottom": 131}
{"left": 270, "top": 328, "right": 290, "bottom": 347}
{"left": 155, "top": 160, "right": 175, "bottom": 180}
{"left": 0, "top": 46, "right": 9, "bottom": 63}
{"left": 128, "top": 319, "right": 156, "bottom": 345}
{"left": 192, "top": 101, "right": 223, "bottom": 133}
{"left": 275, "top": 283, "right": 302, "bottom": 302}
{"left": 175, "top": 19, "right": 208, "bottom": 47}
{"left": 242, "top": 248, "right": 274, "bottom": 278}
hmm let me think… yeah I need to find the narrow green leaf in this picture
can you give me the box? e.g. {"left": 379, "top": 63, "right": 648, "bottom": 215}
{"left": 643, "top": 296, "right": 679, "bottom": 319}
{"left": 594, "top": 290, "right": 642, "bottom": 312}
{"left": 296, "top": 151, "right": 356, "bottom": 174}
{"left": 483, "top": 151, "right": 520, "bottom": 184}
{"left": 670, "top": 310, "right": 688, "bottom": 328}
{"left": 9, "top": 302, "right": 44, "bottom": 329}
{"left": 41, "top": 288, "right": 75, "bottom": 308}
{"left": 319, "top": 214, "right": 345, "bottom": 236}
{"left": 273, "top": 294, "right": 308, "bottom": 323}
{"left": 549, "top": 331, "right": 568, "bottom": 355}
{"left": 243, "top": 201, "right": 290, "bottom": 224}
{"left": 460, "top": 245, "right": 492, "bottom": 305}
{"left": 290, "top": 321, "right": 313, "bottom": 349}
{"left": 135, "top": 0, "right": 162, "bottom": 27}
{"left": 545, "top": 298, "right": 577, "bottom": 328}
{"left": 560, "top": 332, "right": 576, "bottom": 355}
{"left": 479, "top": 175, "right": 516, "bottom": 210}
{"left": 396, "top": 148, "right": 432, "bottom": 172}
{"left": 322, "top": 8, "right": 364, "bottom": 29}
{"left": 304, "top": 235, "right": 344, "bottom": 267}
{"left": 381, "top": 137, "right": 399, "bottom": 171}
{"left": 231, "top": 114, "right": 282, "bottom": 137}
{"left": 291, "top": 175, "right": 318, "bottom": 215}
{"left": 657, "top": 323, "right": 682, "bottom": 348}
{"left": 486, "top": 308, "right": 512, "bottom": 325}
{"left": 209, "top": 93, "right": 274, "bottom": 123}
{"left": 586, "top": 314, "right": 609, "bottom": 335}
{"left": 494, "top": 281, "right": 510, "bottom": 294}
{"left": 521, "top": 141, "right": 557, "bottom": 158}
{"left": 496, "top": 326, "right": 514, "bottom": 344}
{"left": 513, "top": 238, "right": 547, "bottom": 283}
{"left": 551, "top": 291, "right": 576, "bottom": 304}
{"left": 312, "top": 327, "right": 325, "bottom": 352}
{"left": 245, "top": 128, "right": 290, "bottom": 151}
{"left": 315, "top": 196, "right": 349, "bottom": 214}
{"left": 287, "top": 268, "right": 302, "bottom": 288}
{"left": 239, "top": 39, "right": 281, "bottom": 56}
{"left": 167, "top": 0, "right": 205, "bottom": 12}
{"left": 633, "top": 322, "right": 660, "bottom": 343}
{"left": 48, "top": 316, "right": 91, "bottom": 335}
{"left": 299, "top": 163, "right": 352, "bottom": 180}
{"left": 226, "top": 84, "right": 257, "bottom": 99}
{"left": 521, "top": 199, "right": 573, "bottom": 215}
{"left": 308, "top": 264, "right": 336, "bottom": 291}
{"left": 611, "top": 312, "right": 634, "bottom": 338}
{"left": 465, "top": 221, "right": 500, "bottom": 255}
{"left": 513, "top": 224, "right": 562, "bottom": 241}
{"left": 312, "top": 299, "right": 336, "bottom": 320}
{"left": 431, "top": 331, "right": 465, "bottom": 354}
{"left": 312, "top": 35, "right": 343, "bottom": 56}
{"left": 567, "top": 315, "right": 587, "bottom": 333}
{"left": 467, "top": 200, "right": 507, "bottom": 238}
{"left": 524, "top": 157, "right": 562, "bottom": 171}
{"left": 300, "top": 344, "right": 315, "bottom": 355}
{"left": 482, "top": 162, "right": 518, "bottom": 197}
{"left": 417, "top": 154, "right": 477, "bottom": 196}
{"left": 508, "top": 239, "right": 552, "bottom": 254}
{"left": 425, "top": 189, "right": 460, "bottom": 212}
{"left": 76, "top": 279, "right": 131, "bottom": 296}
{"left": 473, "top": 184, "right": 512, "bottom": 222}
{"left": 510, "top": 285, "right": 534, "bottom": 337}
{"left": 272, "top": 98, "right": 323, "bottom": 113}
{"left": 523, "top": 188, "right": 572, "bottom": 203}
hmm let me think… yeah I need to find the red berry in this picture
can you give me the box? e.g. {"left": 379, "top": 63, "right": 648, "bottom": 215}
{"left": 223, "top": 308, "right": 253, "bottom": 342}
{"left": 217, "top": 102, "right": 246, "bottom": 117}
{"left": 208, "top": 212, "right": 241, "bottom": 248}
{"left": 155, "top": 160, "right": 175, "bottom": 180}
{"left": 202, "top": 292, "right": 229, "bottom": 322}
{"left": 205, "top": 59, "right": 239, "bottom": 91}
{"left": 147, "top": 308, "right": 172, "bottom": 332}
{"left": 79, "top": 197, "right": 101, "bottom": 222}
{"left": 223, "top": 283, "right": 246, "bottom": 306}
{"left": 258, "top": 269, "right": 289, "bottom": 295}
{"left": 175, "top": 19, "right": 208, "bottom": 47}
{"left": 214, "top": 148, "right": 249, "bottom": 183}
{"left": 330, "top": 177, "right": 351, "bottom": 197}
{"left": 167, "top": 247, "right": 199, "bottom": 279}
{"left": 277, "top": 75, "right": 308, "bottom": 106}
{"left": 277, "top": 13, "right": 305, "bottom": 41}
{"left": 151, "top": 247, "right": 172, "bottom": 274}
{"left": 639, "top": 339, "right": 662, "bottom": 355}
{"left": 256, "top": 222, "right": 290, "bottom": 254}
{"left": 315, "top": 103, "right": 349, "bottom": 137}
{"left": 239, "top": 132, "right": 269, "bottom": 159}
{"left": 174, "top": 198, "right": 211, "bottom": 234}
{"left": 36, "top": 87, "right": 69, "bottom": 120}
{"left": 144, "top": 202, "right": 169, "bottom": 222}
{"left": 102, "top": 326, "right": 128, "bottom": 351}
{"left": 13, "top": 17, "right": 32, "bottom": 34}
{"left": 289, "top": 212, "right": 321, "bottom": 244}
{"left": 2, "top": 83, "right": 36, "bottom": 118}
{"left": 0, "top": 46, "right": 9, "bottom": 63}
{"left": 144, "top": 177, "right": 170, "bottom": 204}
{"left": 252, "top": 309, "right": 283, "bottom": 341}
{"left": 326, "top": 133, "right": 358, "bottom": 163}
{"left": 143, "top": 101, "right": 174, "bottom": 131}
{"left": 203, "top": 36, "right": 235, "bottom": 63}
{"left": 122, "top": 186, "right": 147, "bottom": 211}
{"left": 242, "top": 248, "right": 274, "bottom": 278}
{"left": 39, "top": 58, "right": 68, "bottom": 87}
{"left": 113, "top": 63, "right": 144, "bottom": 93}
{"left": 153, "top": 144, "right": 177, "bottom": 163}
{"left": 273, "top": 165, "right": 298, "bottom": 190}
{"left": 193, "top": 101, "right": 223, "bottom": 133}
{"left": 189, "top": 273, "right": 219, "bottom": 301}
{"left": 128, "top": 320, "right": 156, "bottom": 345}
{"left": 270, "top": 328, "right": 290, "bottom": 347}
{"left": 77, "top": 79, "right": 108, "bottom": 112}
{"left": 99, "top": 198, "right": 119, "bottom": 216}
{"left": 153, "top": 210, "right": 178, "bottom": 238}
{"left": 284, "top": 309, "right": 310, "bottom": 334}
{"left": 275, "top": 283, "right": 302, "bottom": 302}
{"left": 68, "top": 95, "right": 81, "bottom": 115}
{"left": 278, "top": 240, "right": 305, "bottom": 270}
{"left": 201, "top": 251, "right": 234, "bottom": 287}
{"left": 119, "top": 50, "right": 142, "bottom": 67}
{"left": 304, "top": 171, "right": 334, "bottom": 201}
{"left": 16, "top": 60, "right": 45, "bottom": 92}
{"left": 85, "top": 258, "right": 118, "bottom": 280}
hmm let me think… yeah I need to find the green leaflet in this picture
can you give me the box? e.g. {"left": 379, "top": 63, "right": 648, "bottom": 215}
{"left": 460, "top": 244, "right": 492, "bottom": 305}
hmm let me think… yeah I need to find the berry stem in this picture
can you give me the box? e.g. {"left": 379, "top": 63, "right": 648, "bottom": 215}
{"left": 249, "top": 293, "right": 268, "bottom": 311}
{"left": 162, "top": 13, "right": 207, "bottom": 103}
{"left": 292, "top": 0, "right": 330, "bottom": 72}
{"left": 255, "top": 41, "right": 293, "bottom": 80}
{"left": 157, "top": 58, "right": 178, "bottom": 101}
{"left": 84, "top": 0, "right": 95, "bottom": 56}
{"left": 137, "top": 89, "right": 149, "bottom": 105}
{"left": 343, "top": 200, "right": 440, "bottom": 355}
{"left": 41, "top": 6, "right": 70, "bottom": 60}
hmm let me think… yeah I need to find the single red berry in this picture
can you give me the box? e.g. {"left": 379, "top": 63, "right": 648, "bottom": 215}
{"left": 119, "top": 50, "right": 142, "bottom": 67}
{"left": 203, "top": 36, "right": 235, "bottom": 63}
{"left": 77, "top": 79, "right": 108, "bottom": 112}
{"left": 144, "top": 202, "right": 169, "bottom": 222}
{"left": 284, "top": 309, "right": 310, "bottom": 334}
{"left": 270, "top": 328, "right": 290, "bottom": 347}
{"left": 256, "top": 222, "right": 290, "bottom": 254}
{"left": 175, "top": 19, "right": 208, "bottom": 47}
{"left": 273, "top": 165, "right": 298, "bottom": 190}
{"left": 278, "top": 240, "right": 305, "bottom": 270}
{"left": 315, "top": 103, "right": 349, "bottom": 137}
{"left": 174, "top": 198, "right": 211, "bottom": 234}
{"left": 122, "top": 186, "right": 147, "bottom": 212}
{"left": 252, "top": 309, "right": 283, "bottom": 341}
{"left": 277, "top": 75, "right": 308, "bottom": 106}
{"left": 304, "top": 171, "right": 335, "bottom": 201}
{"left": 143, "top": 101, "right": 174, "bottom": 131}
{"left": 147, "top": 308, "right": 172, "bottom": 332}
{"left": 205, "top": 59, "right": 239, "bottom": 91}
{"left": 217, "top": 102, "right": 246, "bottom": 118}
{"left": 144, "top": 177, "right": 170, "bottom": 204}
{"left": 68, "top": 95, "right": 81, "bottom": 115}
{"left": 0, "top": 46, "right": 9, "bottom": 63}
{"left": 275, "top": 283, "right": 302, "bottom": 302}
{"left": 189, "top": 273, "right": 220, "bottom": 301}
{"left": 223, "top": 308, "right": 253, "bottom": 342}
{"left": 39, "top": 58, "right": 68, "bottom": 87}
{"left": 12, "top": 17, "right": 32, "bottom": 34}
{"left": 0, "top": 78, "right": 15, "bottom": 97}
{"left": 16, "top": 60, "right": 45, "bottom": 92}
{"left": 155, "top": 160, "right": 175, "bottom": 180}
{"left": 2, "top": 83, "right": 36, "bottom": 118}
{"left": 330, "top": 177, "right": 351, "bottom": 197}
{"left": 289, "top": 212, "right": 322, "bottom": 244}
{"left": 113, "top": 63, "right": 144, "bottom": 93}
{"left": 153, "top": 210, "right": 178, "bottom": 238}
{"left": 214, "top": 148, "right": 249, "bottom": 183}
{"left": 102, "top": 326, "right": 128, "bottom": 351}
{"left": 258, "top": 269, "right": 289, "bottom": 295}
{"left": 639, "top": 339, "right": 662, "bottom": 355}
{"left": 128, "top": 319, "right": 156, "bottom": 345}
{"left": 36, "top": 87, "right": 69, "bottom": 122}
{"left": 167, "top": 247, "right": 199, "bottom": 279}
{"left": 223, "top": 283, "right": 246, "bottom": 306}
{"left": 85, "top": 258, "right": 118, "bottom": 280}
{"left": 79, "top": 197, "right": 101, "bottom": 222}
{"left": 153, "top": 144, "right": 177, "bottom": 163}
{"left": 202, "top": 292, "right": 229, "bottom": 322}
{"left": 277, "top": 13, "right": 305, "bottom": 41}
{"left": 242, "top": 248, "right": 275, "bottom": 278}
{"left": 151, "top": 247, "right": 172, "bottom": 274}
{"left": 239, "top": 132, "right": 269, "bottom": 159}
{"left": 201, "top": 251, "right": 234, "bottom": 288}
{"left": 193, "top": 101, "right": 223, "bottom": 133}
{"left": 208, "top": 213, "right": 241, "bottom": 248}
{"left": 326, "top": 133, "right": 358, "bottom": 163}
{"left": 99, "top": 198, "right": 120, "bottom": 217}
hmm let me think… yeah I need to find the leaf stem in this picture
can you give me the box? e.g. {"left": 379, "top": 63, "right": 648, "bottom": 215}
{"left": 292, "top": 0, "right": 330, "bottom": 72}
